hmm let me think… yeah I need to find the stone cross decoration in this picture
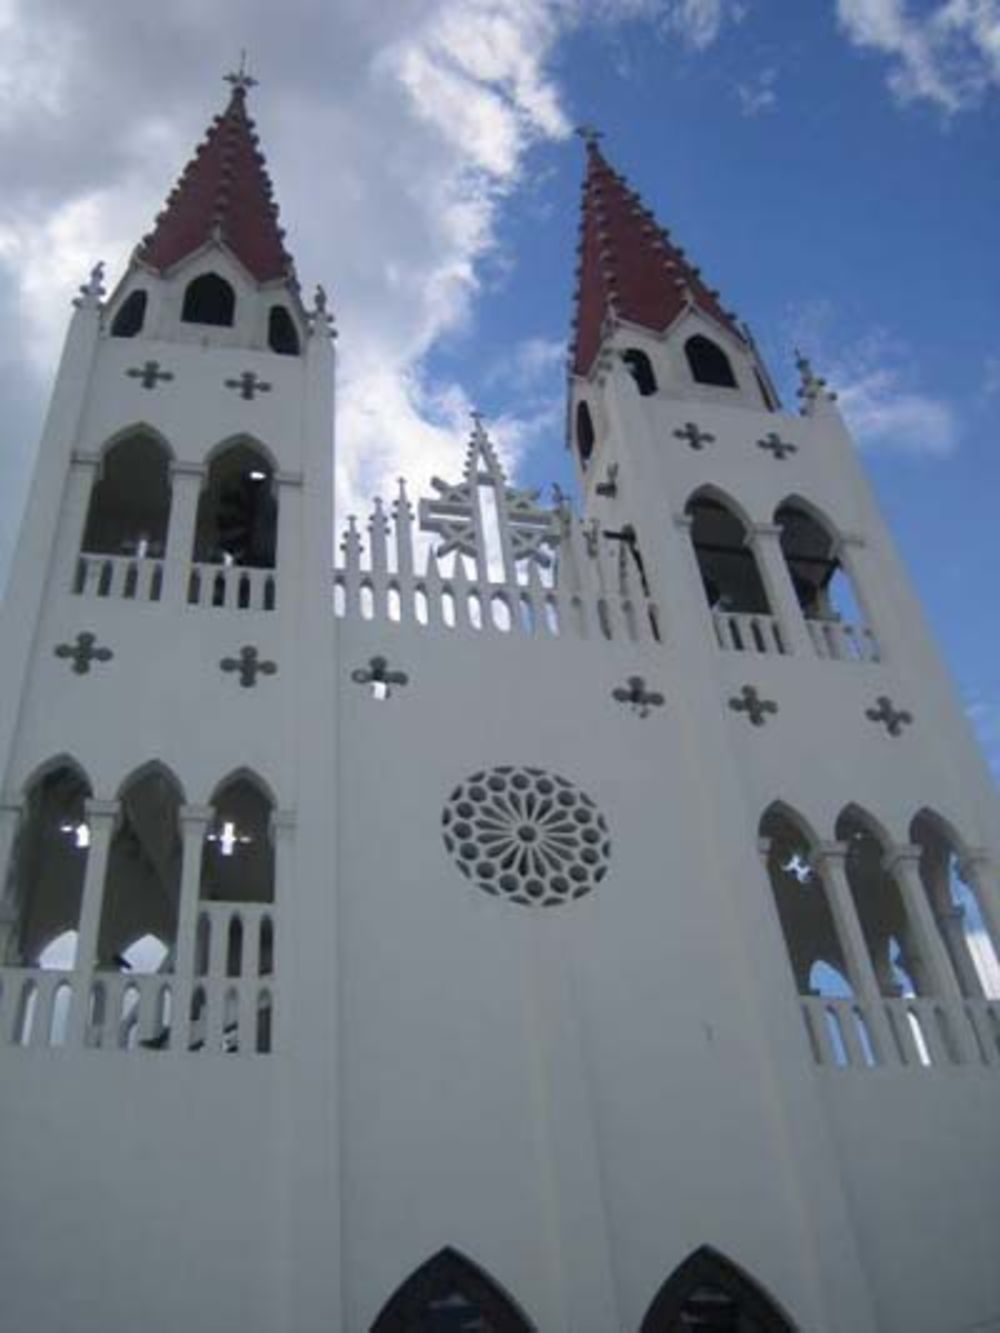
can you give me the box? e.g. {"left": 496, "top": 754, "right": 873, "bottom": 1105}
{"left": 674, "top": 422, "right": 715, "bottom": 451}
{"left": 54, "top": 632, "right": 113, "bottom": 675}
{"left": 126, "top": 361, "right": 174, "bottom": 391}
{"left": 757, "top": 431, "right": 798, "bottom": 461}
{"left": 729, "top": 685, "right": 778, "bottom": 727}
{"left": 220, "top": 646, "right": 277, "bottom": 688}
{"left": 225, "top": 371, "right": 272, "bottom": 401}
{"left": 351, "top": 656, "right": 409, "bottom": 699}
{"left": 612, "top": 676, "right": 665, "bottom": 719}
{"left": 865, "top": 695, "right": 913, "bottom": 737}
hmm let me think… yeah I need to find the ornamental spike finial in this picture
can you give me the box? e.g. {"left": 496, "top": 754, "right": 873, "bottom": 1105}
{"left": 575, "top": 124, "right": 604, "bottom": 151}
{"left": 224, "top": 51, "right": 258, "bottom": 97}
{"left": 73, "top": 260, "right": 105, "bottom": 309}
{"left": 795, "top": 348, "right": 838, "bottom": 414}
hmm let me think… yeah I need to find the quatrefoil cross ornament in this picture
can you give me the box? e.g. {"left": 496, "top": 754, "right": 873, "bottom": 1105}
{"left": 612, "top": 676, "right": 665, "bottom": 719}
{"left": 54, "top": 632, "right": 113, "bottom": 675}
{"left": 220, "top": 646, "right": 277, "bottom": 688}
{"left": 729, "top": 685, "right": 778, "bottom": 727}
{"left": 351, "top": 656, "right": 408, "bottom": 699}
{"left": 865, "top": 695, "right": 913, "bottom": 737}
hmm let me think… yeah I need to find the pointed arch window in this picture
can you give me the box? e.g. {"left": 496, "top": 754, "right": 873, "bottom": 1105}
{"left": 111, "top": 290, "right": 147, "bottom": 338}
{"left": 759, "top": 804, "right": 848, "bottom": 997}
{"left": 194, "top": 442, "right": 277, "bottom": 569}
{"left": 686, "top": 492, "right": 771, "bottom": 615}
{"left": 775, "top": 502, "right": 875, "bottom": 660}
{"left": 685, "top": 334, "right": 737, "bottom": 388}
{"left": 201, "top": 774, "right": 275, "bottom": 905}
{"left": 268, "top": 304, "right": 300, "bottom": 356}
{"left": 82, "top": 432, "right": 172, "bottom": 558}
{"left": 96, "top": 766, "right": 183, "bottom": 972}
{"left": 576, "top": 401, "right": 595, "bottom": 467}
{"left": 182, "top": 272, "right": 235, "bottom": 327}
{"left": 6, "top": 762, "right": 92, "bottom": 968}
{"left": 641, "top": 1246, "right": 796, "bottom": 1332}
{"left": 371, "top": 1248, "right": 534, "bottom": 1332}
{"left": 622, "top": 347, "right": 657, "bottom": 396}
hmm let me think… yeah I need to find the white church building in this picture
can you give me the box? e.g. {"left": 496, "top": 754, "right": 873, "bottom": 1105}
{"left": 0, "top": 72, "right": 998, "bottom": 1333}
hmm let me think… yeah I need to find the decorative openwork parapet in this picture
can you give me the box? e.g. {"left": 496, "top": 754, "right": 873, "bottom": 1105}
{"left": 333, "top": 416, "right": 662, "bottom": 644}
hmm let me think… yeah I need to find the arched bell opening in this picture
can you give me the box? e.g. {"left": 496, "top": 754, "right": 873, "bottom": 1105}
{"left": 371, "top": 1247, "right": 535, "bottom": 1332}
{"left": 576, "top": 400, "right": 596, "bottom": 468}
{"left": 622, "top": 347, "right": 657, "bottom": 396}
{"left": 835, "top": 806, "right": 923, "bottom": 998}
{"left": 775, "top": 501, "right": 867, "bottom": 630}
{"left": 759, "top": 803, "right": 849, "bottom": 997}
{"left": 96, "top": 766, "right": 184, "bottom": 974}
{"left": 6, "top": 761, "right": 92, "bottom": 968}
{"left": 684, "top": 333, "right": 737, "bottom": 389}
{"left": 910, "top": 809, "right": 1000, "bottom": 999}
{"left": 110, "top": 289, "right": 147, "bottom": 338}
{"left": 181, "top": 272, "right": 235, "bottom": 327}
{"left": 194, "top": 441, "right": 277, "bottom": 569}
{"left": 686, "top": 490, "right": 771, "bottom": 615}
{"left": 82, "top": 432, "right": 172, "bottom": 559}
{"left": 268, "top": 304, "right": 300, "bottom": 355}
{"left": 201, "top": 773, "right": 275, "bottom": 905}
{"left": 640, "top": 1245, "right": 796, "bottom": 1331}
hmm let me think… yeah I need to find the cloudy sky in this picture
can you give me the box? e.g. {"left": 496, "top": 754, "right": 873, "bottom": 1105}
{"left": 0, "top": 0, "right": 997, "bottom": 770}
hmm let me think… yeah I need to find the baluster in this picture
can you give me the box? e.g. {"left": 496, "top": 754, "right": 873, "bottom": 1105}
{"left": 423, "top": 550, "right": 444, "bottom": 629}
{"left": 368, "top": 497, "right": 390, "bottom": 621}
{"left": 340, "top": 516, "right": 363, "bottom": 619}
{"left": 393, "top": 478, "right": 415, "bottom": 624}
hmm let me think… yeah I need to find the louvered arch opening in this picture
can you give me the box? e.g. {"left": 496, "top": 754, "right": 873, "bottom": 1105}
{"left": 371, "top": 1247, "right": 535, "bottom": 1332}
{"left": 641, "top": 1247, "right": 796, "bottom": 1332}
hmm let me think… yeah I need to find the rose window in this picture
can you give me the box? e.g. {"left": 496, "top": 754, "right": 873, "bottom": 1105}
{"left": 442, "top": 767, "right": 611, "bottom": 906}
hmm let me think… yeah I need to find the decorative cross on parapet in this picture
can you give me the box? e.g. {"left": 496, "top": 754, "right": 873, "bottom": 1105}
{"left": 225, "top": 371, "right": 272, "bottom": 401}
{"left": 224, "top": 51, "right": 258, "bottom": 95}
{"left": 351, "top": 656, "right": 409, "bottom": 700}
{"left": 73, "top": 262, "right": 105, "bottom": 309}
{"left": 612, "top": 676, "right": 665, "bottom": 719}
{"left": 674, "top": 421, "right": 715, "bottom": 451}
{"left": 865, "top": 695, "right": 913, "bottom": 737}
{"left": 795, "top": 349, "right": 838, "bottom": 410}
{"left": 127, "top": 360, "right": 174, "bottom": 390}
{"left": 220, "top": 645, "right": 277, "bottom": 688}
{"left": 419, "top": 413, "right": 559, "bottom": 578}
{"left": 575, "top": 124, "right": 604, "bottom": 150}
{"left": 54, "top": 632, "right": 113, "bottom": 675}
{"left": 309, "top": 284, "right": 336, "bottom": 339}
{"left": 757, "top": 431, "right": 798, "bottom": 461}
{"left": 729, "top": 685, "right": 778, "bottom": 727}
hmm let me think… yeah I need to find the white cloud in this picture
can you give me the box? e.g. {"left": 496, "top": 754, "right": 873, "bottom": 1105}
{"left": 657, "top": 0, "right": 746, "bottom": 49}
{"left": 982, "top": 352, "right": 1000, "bottom": 397}
{"left": 836, "top": 0, "right": 1000, "bottom": 112}
{"left": 736, "top": 66, "right": 777, "bottom": 115}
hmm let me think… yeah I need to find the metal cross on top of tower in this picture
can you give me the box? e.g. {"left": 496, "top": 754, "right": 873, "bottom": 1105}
{"left": 224, "top": 51, "right": 258, "bottom": 96}
{"left": 574, "top": 124, "right": 604, "bottom": 150}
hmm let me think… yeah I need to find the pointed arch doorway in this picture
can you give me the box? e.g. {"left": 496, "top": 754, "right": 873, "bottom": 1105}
{"left": 371, "top": 1247, "right": 535, "bottom": 1332}
{"left": 640, "top": 1247, "right": 796, "bottom": 1332}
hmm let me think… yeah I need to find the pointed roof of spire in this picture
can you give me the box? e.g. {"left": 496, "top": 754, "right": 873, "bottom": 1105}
{"left": 136, "top": 67, "right": 294, "bottom": 285}
{"left": 570, "top": 134, "right": 745, "bottom": 378}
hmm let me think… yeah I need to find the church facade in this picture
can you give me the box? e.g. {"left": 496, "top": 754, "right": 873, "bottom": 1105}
{"left": 0, "top": 74, "right": 998, "bottom": 1333}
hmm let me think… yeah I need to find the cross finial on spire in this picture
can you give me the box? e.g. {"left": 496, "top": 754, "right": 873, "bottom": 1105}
{"left": 469, "top": 408, "right": 487, "bottom": 437}
{"left": 574, "top": 124, "right": 604, "bottom": 151}
{"left": 224, "top": 50, "right": 258, "bottom": 97}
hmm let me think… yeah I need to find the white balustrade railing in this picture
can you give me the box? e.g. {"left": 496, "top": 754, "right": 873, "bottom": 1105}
{"left": 712, "top": 609, "right": 786, "bottom": 656}
{"left": 0, "top": 964, "right": 275, "bottom": 1056}
{"left": 186, "top": 563, "right": 277, "bottom": 612}
{"left": 801, "top": 994, "right": 1000, "bottom": 1071}
{"left": 807, "top": 617, "right": 879, "bottom": 663}
{"left": 195, "top": 903, "right": 275, "bottom": 981}
{"left": 74, "top": 553, "right": 164, "bottom": 602}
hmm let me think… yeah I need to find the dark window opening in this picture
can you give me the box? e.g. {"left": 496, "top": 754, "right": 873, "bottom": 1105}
{"left": 182, "top": 273, "right": 235, "bottom": 327}
{"left": 622, "top": 347, "right": 657, "bottom": 396}
{"left": 641, "top": 1246, "right": 795, "bottom": 1332}
{"left": 686, "top": 494, "right": 771, "bottom": 614}
{"left": 193, "top": 443, "right": 277, "bottom": 568}
{"left": 201, "top": 775, "right": 275, "bottom": 906}
{"left": 775, "top": 503, "right": 864, "bottom": 627}
{"left": 685, "top": 334, "right": 737, "bottom": 388}
{"left": 111, "top": 290, "right": 147, "bottom": 338}
{"left": 372, "top": 1248, "right": 534, "bottom": 1333}
{"left": 82, "top": 434, "right": 171, "bottom": 558}
{"left": 576, "top": 401, "right": 595, "bottom": 466}
{"left": 268, "top": 305, "right": 300, "bottom": 356}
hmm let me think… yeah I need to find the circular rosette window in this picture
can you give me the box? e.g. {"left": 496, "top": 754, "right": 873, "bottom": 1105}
{"left": 442, "top": 767, "right": 611, "bottom": 906}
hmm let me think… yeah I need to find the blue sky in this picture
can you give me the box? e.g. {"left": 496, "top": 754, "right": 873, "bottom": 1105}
{"left": 0, "top": 0, "right": 996, "bottom": 772}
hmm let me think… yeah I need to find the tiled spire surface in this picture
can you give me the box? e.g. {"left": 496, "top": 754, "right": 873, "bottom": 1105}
{"left": 136, "top": 76, "right": 294, "bottom": 284}
{"left": 571, "top": 137, "right": 744, "bottom": 377}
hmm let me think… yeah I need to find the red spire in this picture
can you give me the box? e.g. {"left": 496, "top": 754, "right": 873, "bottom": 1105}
{"left": 571, "top": 134, "right": 744, "bottom": 378}
{"left": 136, "top": 70, "right": 294, "bottom": 285}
